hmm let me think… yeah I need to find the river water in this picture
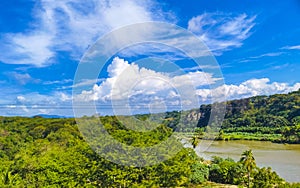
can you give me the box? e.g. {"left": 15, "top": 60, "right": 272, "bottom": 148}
{"left": 191, "top": 140, "right": 300, "bottom": 183}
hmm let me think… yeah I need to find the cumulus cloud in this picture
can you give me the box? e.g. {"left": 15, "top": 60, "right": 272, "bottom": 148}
{"left": 2, "top": 75, "right": 299, "bottom": 116}
{"left": 0, "top": 0, "right": 171, "bottom": 67}
{"left": 188, "top": 12, "right": 256, "bottom": 55}
{"left": 74, "top": 58, "right": 300, "bottom": 115}
{"left": 74, "top": 57, "right": 217, "bottom": 114}
{"left": 197, "top": 78, "right": 300, "bottom": 102}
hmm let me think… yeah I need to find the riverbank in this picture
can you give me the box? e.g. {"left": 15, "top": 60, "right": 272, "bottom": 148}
{"left": 219, "top": 132, "right": 300, "bottom": 144}
{"left": 175, "top": 131, "right": 300, "bottom": 144}
{"left": 219, "top": 132, "right": 281, "bottom": 142}
{"left": 192, "top": 140, "right": 300, "bottom": 183}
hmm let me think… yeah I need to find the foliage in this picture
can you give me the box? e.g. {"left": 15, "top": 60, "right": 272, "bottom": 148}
{"left": 209, "top": 157, "right": 246, "bottom": 185}
{"left": 252, "top": 167, "right": 284, "bottom": 188}
{"left": 239, "top": 150, "right": 256, "bottom": 187}
{"left": 208, "top": 153, "right": 288, "bottom": 188}
{"left": 0, "top": 116, "right": 199, "bottom": 187}
{"left": 189, "top": 162, "right": 209, "bottom": 184}
{"left": 163, "top": 89, "right": 300, "bottom": 143}
{"left": 220, "top": 90, "right": 300, "bottom": 143}
{"left": 1, "top": 87, "right": 299, "bottom": 188}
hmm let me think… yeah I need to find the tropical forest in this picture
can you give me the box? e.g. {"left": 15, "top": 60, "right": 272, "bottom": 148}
{"left": 1, "top": 90, "right": 300, "bottom": 187}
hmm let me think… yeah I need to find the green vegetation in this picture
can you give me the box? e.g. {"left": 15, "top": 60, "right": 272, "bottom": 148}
{"left": 239, "top": 150, "right": 256, "bottom": 188}
{"left": 220, "top": 90, "right": 300, "bottom": 143}
{"left": 0, "top": 116, "right": 299, "bottom": 187}
{"left": 0, "top": 90, "right": 300, "bottom": 186}
{"left": 164, "top": 89, "right": 300, "bottom": 144}
{"left": 0, "top": 116, "right": 195, "bottom": 187}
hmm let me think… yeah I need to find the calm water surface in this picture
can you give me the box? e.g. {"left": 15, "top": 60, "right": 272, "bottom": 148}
{"left": 192, "top": 140, "right": 300, "bottom": 183}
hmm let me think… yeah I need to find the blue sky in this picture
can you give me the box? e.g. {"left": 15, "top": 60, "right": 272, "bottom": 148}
{"left": 0, "top": 0, "right": 300, "bottom": 116}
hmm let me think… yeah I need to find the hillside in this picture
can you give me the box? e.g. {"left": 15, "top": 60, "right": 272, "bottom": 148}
{"left": 163, "top": 89, "right": 300, "bottom": 143}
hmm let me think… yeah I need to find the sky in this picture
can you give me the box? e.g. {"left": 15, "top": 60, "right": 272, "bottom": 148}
{"left": 0, "top": 0, "right": 300, "bottom": 116}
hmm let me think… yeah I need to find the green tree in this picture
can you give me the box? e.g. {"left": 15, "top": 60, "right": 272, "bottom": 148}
{"left": 239, "top": 149, "right": 256, "bottom": 188}
{"left": 252, "top": 167, "right": 284, "bottom": 188}
{"left": 191, "top": 136, "right": 200, "bottom": 149}
{"left": 189, "top": 162, "right": 209, "bottom": 184}
{"left": 209, "top": 157, "right": 245, "bottom": 185}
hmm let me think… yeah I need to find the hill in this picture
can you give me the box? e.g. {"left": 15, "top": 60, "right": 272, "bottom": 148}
{"left": 163, "top": 89, "right": 300, "bottom": 143}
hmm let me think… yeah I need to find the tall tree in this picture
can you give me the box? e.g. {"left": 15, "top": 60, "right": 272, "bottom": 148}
{"left": 239, "top": 149, "right": 256, "bottom": 188}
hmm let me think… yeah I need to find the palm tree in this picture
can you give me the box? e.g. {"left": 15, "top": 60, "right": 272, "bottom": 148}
{"left": 239, "top": 149, "right": 256, "bottom": 188}
{"left": 191, "top": 136, "right": 200, "bottom": 149}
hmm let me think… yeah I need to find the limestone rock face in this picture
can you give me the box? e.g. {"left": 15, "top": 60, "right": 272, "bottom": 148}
{"left": 186, "top": 110, "right": 202, "bottom": 121}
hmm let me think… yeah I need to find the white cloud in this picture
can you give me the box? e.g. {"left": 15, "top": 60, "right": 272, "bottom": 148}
{"left": 76, "top": 57, "right": 172, "bottom": 102}
{"left": 5, "top": 105, "right": 29, "bottom": 113}
{"left": 81, "top": 20, "right": 215, "bottom": 63}
{"left": 0, "top": 92, "right": 74, "bottom": 116}
{"left": 62, "top": 78, "right": 105, "bottom": 89}
{"left": 60, "top": 92, "right": 72, "bottom": 102}
{"left": 281, "top": 45, "right": 300, "bottom": 50}
{"left": 292, "top": 83, "right": 300, "bottom": 91}
{"left": 249, "top": 52, "right": 284, "bottom": 59}
{"left": 5, "top": 72, "right": 41, "bottom": 85}
{"left": 0, "top": 0, "right": 171, "bottom": 67}
{"left": 238, "top": 52, "right": 284, "bottom": 63}
{"left": 74, "top": 57, "right": 217, "bottom": 114}
{"left": 197, "top": 78, "right": 300, "bottom": 102}
{"left": 181, "top": 65, "right": 219, "bottom": 72}
{"left": 17, "top": 96, "right": 26, "bottom": 103}
{"left": 1, "top": 75, "right": 299, "bottom": 116}
{"left": 1, "top": 32, "right": 54, "bottom": 67}
{"left": 188, "top": 12, "right": 256, "bottom": 55}
{"left": 43, "top": 79, "right": 73, "bottom": 85}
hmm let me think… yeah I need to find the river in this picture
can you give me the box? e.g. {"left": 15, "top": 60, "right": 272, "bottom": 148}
{"left": 189, "top": 140, "right": 300, "bottom": 183}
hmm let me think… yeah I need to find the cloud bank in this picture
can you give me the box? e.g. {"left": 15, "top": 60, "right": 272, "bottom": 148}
{"left": 73, "top": 57, "right": 300, "bottom": 115}
{"left": 1, "top": 57, "right": 299, "bottom": 116}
